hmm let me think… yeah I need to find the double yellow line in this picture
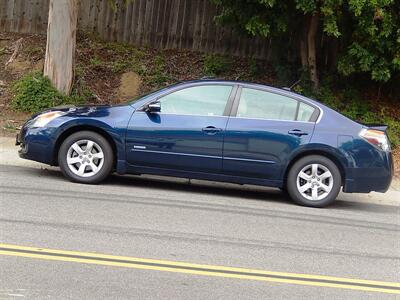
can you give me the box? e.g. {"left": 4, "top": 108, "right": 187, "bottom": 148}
{"left": 1, "top": 243, "right": 399, "bottom": 294}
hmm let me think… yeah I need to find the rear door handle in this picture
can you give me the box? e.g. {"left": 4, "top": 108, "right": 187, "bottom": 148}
{"left": 288, "top": 129, "right": 309, "bottom": 137}
{"left": 202, "top": 126, "right": 222, "bottom": 135}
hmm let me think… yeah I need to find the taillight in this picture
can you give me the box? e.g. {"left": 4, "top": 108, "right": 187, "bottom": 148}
{"left": 359, "top": 128, "right": 390, "bottom": 152}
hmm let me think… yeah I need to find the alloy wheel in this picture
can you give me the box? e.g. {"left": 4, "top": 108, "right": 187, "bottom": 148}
{"left": 66, "top": 139, "right": 105, "bottom": 178}
{"left": 296, "top": 163, "right": 333, "bottom": 201}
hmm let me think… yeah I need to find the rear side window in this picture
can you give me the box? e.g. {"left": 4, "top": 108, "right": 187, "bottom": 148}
{"left": 237, "top": 88, "right": 298, "bottom": 121}
{"left": 159, "top": 85, "right": 233, "bottom": 116}
{"left": 297, "top": 102, "right": 316, "bottom": 122}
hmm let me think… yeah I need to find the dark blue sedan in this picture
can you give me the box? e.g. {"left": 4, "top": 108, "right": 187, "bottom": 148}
{"left": 16, "top": 80, "right": 393, "bottom": 207}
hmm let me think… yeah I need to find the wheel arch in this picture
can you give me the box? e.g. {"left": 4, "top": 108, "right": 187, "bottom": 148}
{"left": 283, "top": 149, "right": 346, "bottom": 187}
{"left": 53, "top": 125, "right": 118, "bottom": 168}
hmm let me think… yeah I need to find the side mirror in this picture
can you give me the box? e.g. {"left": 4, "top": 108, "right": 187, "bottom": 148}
{"left": 146, "top": 101, "right": 161, "bottom": 113}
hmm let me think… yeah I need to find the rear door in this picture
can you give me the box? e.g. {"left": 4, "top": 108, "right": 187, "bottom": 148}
{"left": 223, "top": 86, "right": 318, "bottom": 181}
{"left": 126, "top": 84, "right": 236, "bottom": 174}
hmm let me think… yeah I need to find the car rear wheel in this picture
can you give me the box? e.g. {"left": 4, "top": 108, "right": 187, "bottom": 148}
{"left": 286, "top": 155, "right": 341, "bottom": 208}
{"left": 58, "top": 131, "right": 113, "bottom": 184}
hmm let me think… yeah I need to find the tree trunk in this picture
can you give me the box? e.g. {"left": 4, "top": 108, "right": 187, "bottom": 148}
{"left": 44, "top": 0, "right": 78, "bottom": 95}
{"left": 299, "top": 18, "right": 308, "bottom": 70}
{"left": 307, "top": 13, "right": 320, "bottom": 89}
{"left": 329, "top": 37, "right": 339, "bottom": 72}
{"left": 300, "top": 39, "right": 308, "bottom": 69}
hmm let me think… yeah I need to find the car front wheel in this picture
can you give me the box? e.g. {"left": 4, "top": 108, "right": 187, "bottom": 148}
{"left": 286, "top": 155, "right": 341, "bottom": 208}
{"left": 58, "top": 131, "right": 113, "bottom": 184}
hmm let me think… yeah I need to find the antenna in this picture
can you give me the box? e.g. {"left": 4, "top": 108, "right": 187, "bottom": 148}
{"left": 289, "top": 79, "right": 302, "bottom": 90}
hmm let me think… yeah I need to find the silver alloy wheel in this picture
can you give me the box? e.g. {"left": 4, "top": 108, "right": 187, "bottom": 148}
{"left": 66, "top": 139, "right": 104, "bottom": 178}
{"left": 296, "top": 163, "right": 333, "bottom": 201}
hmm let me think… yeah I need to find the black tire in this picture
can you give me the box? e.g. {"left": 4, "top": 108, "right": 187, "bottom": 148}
{"left": 279, "top": 187, "right": 289, "bottom": 198}
{"left": 286, "top": 155, "right": 341, "bottom": 208}
{"left": 58, "top": 131, "right": 113, "bottom": 184}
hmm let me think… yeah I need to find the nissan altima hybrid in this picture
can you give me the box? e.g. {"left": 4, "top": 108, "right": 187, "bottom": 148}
{"left": 16, "top": 80, "right": 393, "bottom": 207}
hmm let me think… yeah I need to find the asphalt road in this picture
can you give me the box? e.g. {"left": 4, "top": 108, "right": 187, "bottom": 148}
{"left": 1, "top": 161, "right": 400, "bottom": 299}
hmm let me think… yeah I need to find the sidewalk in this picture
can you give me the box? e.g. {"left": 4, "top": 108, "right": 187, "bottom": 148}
{"left": 1, "top": 136, "right": 399, "bottom": 206}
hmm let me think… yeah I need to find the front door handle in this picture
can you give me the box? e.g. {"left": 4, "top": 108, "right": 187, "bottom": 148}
{"left": 202, "top": 126, "right": 222, "bottom": 135}
{"left": 288, "top": 129, "right": 309, "bottom": 137}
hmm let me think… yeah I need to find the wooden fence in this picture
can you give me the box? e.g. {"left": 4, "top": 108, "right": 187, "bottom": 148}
{"left": 0, "top": 0, "right": 271, "bottom": 59}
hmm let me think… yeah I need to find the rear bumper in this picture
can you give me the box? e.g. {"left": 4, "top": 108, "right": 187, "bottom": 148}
{"left": 343, "top": 152, "right": 393, "bottom": 193}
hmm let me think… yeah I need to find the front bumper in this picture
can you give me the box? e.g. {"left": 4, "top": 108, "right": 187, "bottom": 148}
{"left": 15, "top": 133, "right": 21, "bottom": 146}
{"left": 16, "top": 126, "right": 57, "bottom": 165}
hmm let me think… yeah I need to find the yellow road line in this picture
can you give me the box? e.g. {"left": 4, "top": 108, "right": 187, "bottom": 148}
{"left": 0, "top": 243, "right": 399, "bottom": 294}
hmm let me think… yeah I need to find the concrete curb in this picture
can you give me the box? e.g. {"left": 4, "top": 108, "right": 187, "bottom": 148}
{"left": 1, "top": 136, "right": 399, "bottom": 206}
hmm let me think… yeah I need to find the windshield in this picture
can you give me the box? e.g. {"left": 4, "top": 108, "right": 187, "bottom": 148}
{"left": 127, "top": 85, "right": 174, "bottom": 104}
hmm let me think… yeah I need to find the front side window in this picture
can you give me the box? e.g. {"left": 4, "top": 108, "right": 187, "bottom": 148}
{"left": 237, "top": 88, "right": 298, "bottom": 121}
{"left": 158, "top": 85, "right": 233, "bottom": 116}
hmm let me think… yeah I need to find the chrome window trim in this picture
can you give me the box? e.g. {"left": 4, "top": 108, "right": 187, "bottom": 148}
{"left": 231, "top": 116, "right": 314, "bottom": 124}
{"left": 135, "top": 109, "right": 319, "bottom": 123}
{"left": 134, "top": 81, "right": 325, "bottom": 123}
{"left": 134, "top": 111, "right": 230, "bottom": 118}
{"left": 315, "top": 106, "right": 324, "bottom": 124}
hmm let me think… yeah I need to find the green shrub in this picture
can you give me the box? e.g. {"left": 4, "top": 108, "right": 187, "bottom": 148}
{"left": 111, "top": 54, "right": 144, "bottom": 73}
{"left": 12, "top": 72, "right": 65, "bottom": 113}
{"left": 12, "top": 72, "right": 89, "bottom": 113}
{"left": 203, "top": 54, "right": 230, "bottom": 76}
{"left": 384, "top": 117, "right": 400, "bottom": 148}
{"left": 314, "top": 86, "right": 340, "bottom": 110}
{"left": 111, "top": 59, "right": 131, "bottom": 73}
{"left": 154, "top": 55, "right": 165, "bottom": 71}
{"left": 70, "top": 78, "right": 94, "bottom": 105}
{"left": 273, "top": 63, "right": 297, "bottom": 87}
{"left": 103, "top": 41, "right": 132, "bottom": 54}
{"left": 248, "top": 57, "right": 263, "bottom": 79}
{"left": 89, "top": 56, "right": 102, "bottom": 67}
{"left": 149, "top": 55, "right": 171, "bottom": 85}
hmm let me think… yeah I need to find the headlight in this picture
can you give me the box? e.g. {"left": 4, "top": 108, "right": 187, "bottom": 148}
{"left": 359, "top": 128, "right": 390, "bottom": 152}
{"left": 32, "top": 111, "right": 65, "bottom": 128}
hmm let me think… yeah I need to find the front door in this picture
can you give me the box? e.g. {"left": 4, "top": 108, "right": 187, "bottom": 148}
{"left": 223, "top": 87, "right": 317, "bottom": 180}
{"left": 126, "top": 84, "right": 235, "bottom": 173}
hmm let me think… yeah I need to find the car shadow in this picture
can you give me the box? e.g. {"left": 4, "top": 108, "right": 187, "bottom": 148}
{"left": 104, "top": 173, "right": 291, "bottom": 204}
{"left": 103, "top": 175, "right": 399, "bottom": 212}
{"left": 99, "top": 174, "right": 400, "bottom": 213}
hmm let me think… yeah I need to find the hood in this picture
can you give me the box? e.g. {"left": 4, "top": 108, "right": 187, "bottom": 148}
{"left": 32, "top": 104, "right": 113, "bottom": 119}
